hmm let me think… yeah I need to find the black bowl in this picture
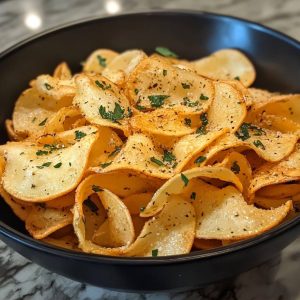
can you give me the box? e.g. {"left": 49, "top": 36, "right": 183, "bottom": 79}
{"left": 0, "top": 10, "right": 300, "bottom": 293}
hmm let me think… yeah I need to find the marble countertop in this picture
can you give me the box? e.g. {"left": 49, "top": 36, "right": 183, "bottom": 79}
{"left": 1, "top": 0, "right": 300, "bottom": 299}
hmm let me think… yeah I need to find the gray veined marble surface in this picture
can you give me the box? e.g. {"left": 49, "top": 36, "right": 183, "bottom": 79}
{"left": 0, "top": 0, "right": 300, "bottom": 299}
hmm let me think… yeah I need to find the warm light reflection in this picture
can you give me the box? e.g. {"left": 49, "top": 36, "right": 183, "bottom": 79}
{"left": 24, "top": 13, "right": 42, "bottom": 30}
{"left": 105, "top": 0, "right": 121, "bottom": 14}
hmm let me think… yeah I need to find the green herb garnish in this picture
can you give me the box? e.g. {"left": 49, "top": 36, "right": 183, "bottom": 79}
{"left": 95, "top": 80, "right": 111, "bottom": 90}
{"left": 231, "top": 161, "right": 240, "bottom": 174}
{"left": 36, "top": 150, "right": 49, "bottom": 156}
{"left": 196, "top": 113, "right": 208, "bottom": 135}
{"left": 36, "top": 162, "right": 52, "bottom": 169}
{"left": 155, "top": 47, "right": 178, "bottom": 58}
{"left": 150, "top": 157, "right": 164, "bottom": 166}
{"left": 38, "top": 118, "right": 48, "bottom": 126}
{"left": 99, "top": 103, "right": 126, "bottom": 123}
{"left": 181, "top": 173, "right": 189, "bottom": 187}
{"left": 163, "top": 150, "right": 176, "bottom": 163}
{"left": 148, "top": 95, "right": 169, "bottom": 108}
{"left": 100, "top": 161, "right": 112, "bottom": 168}
{"left": 163, "top": 69, "right": 167, "bottom": 76}
{"left": 152, "top": 249, "right": 159, "bottom": 257}
{"left": 92, "top": 185, "right": 103, "bottom": 192}
{"left": 199, "top": 94, "right": 209, "bottom": 100}
{"left": 194, "top": 156, "right": 206, "bottom": 164}
{"left": 44, "top": 83, "right": 53, "bottom": 90}
{"left": 140, "top": 206, "right": 145, "bottom": 212}
{"left": 134, "top": 88, "right": 139, "bottom": 95}
{"left": 97, "top": 55, "right": 107, "bottom": 67}
{"left": 235, "top": 123, "right": 251, "bottom": 141}
{"left": 234, "top": 76, "right": 240, "bottom": 81}
{"left": 75, "top": 130, "right": 87, "bottom": 140}
{"left": 108, "top": 146, "right": 121, "bottom": 157}
{"left": 54, "top": 162, "right": 62, "bottom": 168}
{"left": 183, "top": 97, "right": 199, "bottom": 107}
{"left": 253, "top": 140, "right": 265, "bottom": 150}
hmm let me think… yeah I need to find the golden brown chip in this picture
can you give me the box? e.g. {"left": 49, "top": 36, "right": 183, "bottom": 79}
{"left": 73, "top": 73, "right": 131, "bottom": 132}
{"left": 194, "top": 186, "right": 291, "bottom": 240}
{"left": 53, "top": 62, "right": 72, "bottom": 80}
{"left": 125, "top": 196, "right": 196, "bottom": 257}
{"left": 2, "top": 126, "right": 99, "bottom": 201}
{"left": 126, "top": 55, "right": 214, "bottom": 114}
{"left": 193, "top": 238, "right": 222, "bottom": 250}
{"left": 83, "top": 49, "right": 119, "bottom": 74}
{"left": 193, "top": 49, "right": 256, "bottom": 87}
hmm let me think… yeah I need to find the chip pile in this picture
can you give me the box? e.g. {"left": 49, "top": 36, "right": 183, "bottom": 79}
{"left": 0, "top": 47, "right": 299, "bottom": 257}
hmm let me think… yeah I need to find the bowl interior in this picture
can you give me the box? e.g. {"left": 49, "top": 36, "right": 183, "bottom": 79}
{"left": 0, "top": 10, "right": 300, "bottom": 255}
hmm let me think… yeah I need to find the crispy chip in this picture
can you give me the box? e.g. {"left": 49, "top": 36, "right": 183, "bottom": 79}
{"left": 43, "top": 232, "right": 79, "bottom": 251}
{"left": 73, "top": 176, "right": 134, "bottom": 255}
{"left": 254, "top": 196, "right": 290, "bottom": 209}
{"left": 126, "top": 55, "right": 214, "bottom": 114}
{"left": 12, "top": 88, "right": 73, "bottom": 137}
{"left": 219, "top": 152, "right": 252, "bottom": 199}
{"left": 25, "top": 205, "right": 73, "bottom": 239}
{"left": 102, "top": 49, "right": 147, "bottom": 85}
{"left": 193, "top": 238, "right": 222, "bottom": 250}
{"left": 2, "top": 126, "right": 99, "bottom": 201}
{"left": 257, "top": 183, "right": 300, "bottom": 199}
{"left": 73, "top": 73, "right": 131, "bottom": 132}
{"left": 141, "top": 166, "right": 242, "bottom": 217}
{"left": 53, "top": 62, "right": 72, "bottom": 80}
{"left": 125, "top": 196, "right": 196, "bottom": 257}
{"left": 207, "top": 81, "right": 246, "bottom": 133}
{"left": 5, "top": 119, "right": 25, "bottom": 141}
{"left": 194, "top": 186, "right": 291, "bottom": 240}
{"left": 83, "top": 49, "right": 119, "bottom": 74}
{"left": 193, "top": 49, "right": 256, "bottom": 87}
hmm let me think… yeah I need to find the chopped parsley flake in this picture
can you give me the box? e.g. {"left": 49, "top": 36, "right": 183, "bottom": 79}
{"left": 108, "top": 146, "right": 121, "bottom": 157}
{"left": 84, "top": 198, "right": 99, "bottom": 213}
{"left": 231, "top": 161, "right": 240, "bottom": 174}
{"left": 150, "top": 157, "right": 164, "bottom": 166}
{"left": 155, "top": 46, "right": 178, "bottom": 58}
{"left": 38, "top": 118, "right": 48, "bottom": 126}
{"left": 44, "top": 83, "right": 53, "bottom": 90}
{"left": 199, "top": 94, "right": 209, "bottom": 100}
{"left": 234, "top": 76, "right": 240, "bottom": 81}
{"left": 136, "top": 99, "right": 146, "bottom": 111}
{"left": 190, "top": 192, "right": 196, "bottom": 200}
{"left": 140, "top": 206, "right": 145, "bottom": 212}
{"left": 36, "top": 162, "right": 51, "bottom": 169}
{"left": 184, "top": 118, "right": 191, "bottom": 127}
{"left": 183, "top": 97, "right": 199, "bottom": 107}
{"left": 148, "top": 95, "right": 169, "bottom": 108}
{"left": 100, "top": 161, "right": 112, "bottom": 168}
{"left": 97, "top": 55, "right": 107, "bottom": 67}
{"left": 194, "top": 156, "right": 206, "bottom": 164}
{"left": 181, "top": 82, "right": 190, "bottom": 89}
{"left": 196, "top": 113, "right": 208, "bottom": 135}
{"left": 36, "top": 150, "right": 49, "bottom": 156}
{"left": 75, "top": 130, "right": 87, "bottom": 140}
{"left": 163, "top": 150, "right": 176, "bottom": 163}
{"left": 95, "top": 80, "right": 111, "bottom": 90}
{"left": 152, "top": 249, "right": 159, "bottom": 257}
{"left": 53, "top": 162, "right": 62, "bottom": 168}
{"left": 32, "top": 117, "right": 36, "bottom": 123}
{"left": 99, "top": 103, "right": 126, "bottom": 123}
{"left": 235, "top": 123, "right": 265, "bottom": 141}
{"left": 181, "top": 173, "right": 189, "bottom": 187}
{"left": 134, "top": 88, "right": 139, "bottom": 95}
{"left": 163, "top": 69, "right": 167, "bottom": 76}
{"left": 253, "top": 140, "right": 265, "bottom": 150}
{"left": 92, "top": 185, "right": 103, "bottom": 192}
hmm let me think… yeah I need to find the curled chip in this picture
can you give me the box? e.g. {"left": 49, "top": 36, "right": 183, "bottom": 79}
{"left": 73, "top": 73, "right": 131, "bottom": 132}
{"left": 12, "top": 88, "right": 73, "bottom": 138}
{"left": 5, "top": 119, "right": 25, "bottom": 141}
{"left": 130, "top": 109, "right": 197, "bottom": 137}
{"left": 102, "top": 49, "right": 147, "bottom": 85}
{"left": 207, "top": 82, "right": 246, "bottom": 133}
{"left": 125, "top": 196, "right": 196, "bottom": 257}
{"left": 193, "top": 49, "right": 256, "bottom": 87}
{"left": 254, "top": 196, "right": 291, "bottom": 209}
{"left": 219, "top": 152, "right": 252, "bottom": 199}
{"left": 53, "top": 62, "right": 72, "bottom": 80}
{"left": 257, "top": 183, "right": 300, "bottom": 199}
{"left": 43, "top": 232, "right": 79, "bottom": 251}
{"left": 73, "top": 176, "right": 134, "bottom": 255}
{"left": 126, "top": 55, "right": 214, "bottom": 114}
{"left": 83, "top": 49, "right": 119, "bottom": 74}
{"left": 141, "top": 166, "right": 242, "bottom": 217}
{"left": 249, "top": 144, "right": 300, "bottom": 198}
{"left": 2, "top": 126, "right": 99, "bottom": 201}
{"left": 194, "top": 186, "right": 291, "bottom": 240}
{"left": 25, "top": 205, "right": 73, "bottom": 239}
